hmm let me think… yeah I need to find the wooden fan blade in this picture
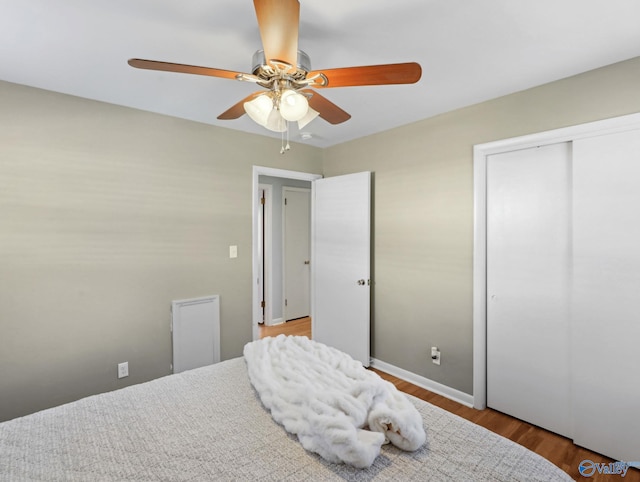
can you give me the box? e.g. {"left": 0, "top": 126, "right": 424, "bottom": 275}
{"left": 308, "top": 62, "right": 422, "bottom": 88}
{"left": 217, "top": 92, "right": 264, "bottom": 120}
{"left": 128, "top": 59, "right": 242, "bottom": 80}
{"left": 253, "top": 0, "right": 299, "bottom": 70}
{"left": 302, "top": 90, "right": 351, "bottom": 125}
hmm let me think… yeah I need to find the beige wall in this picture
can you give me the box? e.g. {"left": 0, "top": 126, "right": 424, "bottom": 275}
{"left": 322, "top": 56, "right": 640, "bottom": 395}
{"left": 2, "top": 56, "right": 639, "bottom": 421}
{"left": 0, "top": 80, "right": 322, "bottom": 421}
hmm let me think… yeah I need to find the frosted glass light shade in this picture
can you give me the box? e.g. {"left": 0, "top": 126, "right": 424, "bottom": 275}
{"left": 279, "top": 90, "right": 309, "bottom": 122}
{"left": 265, "top": 109, "right": 286, "bottom": 132}
{"left": 297, "top": 106, "right": 319, "bottom": 129}
{"left": 244, "top": 94, "right": 273, "bottom": 126}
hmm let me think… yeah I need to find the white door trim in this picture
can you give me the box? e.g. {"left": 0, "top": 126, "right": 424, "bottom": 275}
{"left": 258, "top": 183, "right": 273, "bottom": 326}
{"left": 252, "top": 166, "right": 322, "bottom": 340}
{"left": 473, "top": 112, "right": 640, "bottom": 409}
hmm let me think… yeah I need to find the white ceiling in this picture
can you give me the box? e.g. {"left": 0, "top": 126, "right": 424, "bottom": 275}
{"left": 1, "top": 0, "right": 639, "bottom": 148}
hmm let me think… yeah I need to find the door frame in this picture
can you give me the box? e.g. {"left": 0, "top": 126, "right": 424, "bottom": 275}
{"left": 252, "top": 166, "right": 322, "bottom": 341}
{"left": 258, "top": 183, "right": 273, "bottom": 325}
{"left": 472, "top": 112, "right": 640, "bottom": 410}
{"left": 282, "top": 186, "right": 312, "bottom": 322}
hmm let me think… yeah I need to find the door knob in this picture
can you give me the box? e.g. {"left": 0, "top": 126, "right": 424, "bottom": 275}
{"left": 304, "top": 260, "right": 310, "bottom": 265}
{"left": 357, "top": 279, "right": 366, "bottom": 285}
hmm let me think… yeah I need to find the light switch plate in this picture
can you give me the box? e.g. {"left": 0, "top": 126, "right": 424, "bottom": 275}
{"left": 229, "top": 245, "right": 238, "bottom": 258}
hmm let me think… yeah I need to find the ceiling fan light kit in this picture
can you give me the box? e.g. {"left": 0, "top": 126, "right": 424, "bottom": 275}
{"left": 128, "top": 0, "right": 422, "bottom": 151}
{"left": 243, "top": 85, "right": 318, "bottom": 132}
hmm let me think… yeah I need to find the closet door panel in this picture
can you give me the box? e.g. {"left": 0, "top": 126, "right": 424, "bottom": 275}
{"left": 486, "top": 143, "right": 572, "bottom": 437}
{"left": 572, "top": 129, "right": 640, "bottom": 462}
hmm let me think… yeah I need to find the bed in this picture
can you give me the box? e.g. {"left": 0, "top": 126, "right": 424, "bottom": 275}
{"left": 0, "top": 353, "right": 572, "bottom": 481}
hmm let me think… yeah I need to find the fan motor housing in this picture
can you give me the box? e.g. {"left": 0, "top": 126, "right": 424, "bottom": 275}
{"left": 251, "top": 49, "right": 311, "bottom": 81}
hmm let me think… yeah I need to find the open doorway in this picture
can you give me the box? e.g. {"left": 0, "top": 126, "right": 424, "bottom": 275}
{"left": 252, "top": 167, "right": 322, "bottom": 341}
{"left": 257, "top": 177, "right": 311, "bottom": 326}
{"left": 253, "top": 168, "right": 373, "bottom": 366}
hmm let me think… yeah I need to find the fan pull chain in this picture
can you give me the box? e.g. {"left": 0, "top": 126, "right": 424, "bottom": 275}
{"left": 280, "top": 121, "right": 291, "bottom": 154}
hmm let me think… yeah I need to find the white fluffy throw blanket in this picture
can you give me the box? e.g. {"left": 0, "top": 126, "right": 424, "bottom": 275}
{"left": 243, "top": 335, "right": 426, "bottom": 468}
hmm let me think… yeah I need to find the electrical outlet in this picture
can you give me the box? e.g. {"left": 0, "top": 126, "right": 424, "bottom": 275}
{"left": 118, "top": 362, "right": 129, "bottom": 379}
{"left": 431, "top": 347, "right": 441, "bottom": 366}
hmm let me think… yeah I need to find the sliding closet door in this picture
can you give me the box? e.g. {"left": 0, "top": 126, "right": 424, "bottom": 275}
{"left": 486, "top": 143, "right": 572, "bottom": 437}
{"left": 572, "top": 129, "right": 640, "bottom": 461}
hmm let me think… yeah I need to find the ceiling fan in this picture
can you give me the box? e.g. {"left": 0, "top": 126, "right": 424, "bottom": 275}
{"left": 129, "top": 0, "right": 422, "bottom": 150}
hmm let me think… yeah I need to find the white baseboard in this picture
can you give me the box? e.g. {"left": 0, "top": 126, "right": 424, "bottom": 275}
{"left": 266, "top": 318, "right": 284, "bottom": 327}
{"left": 370, "top": 358, "right": 475, "bottom": 408}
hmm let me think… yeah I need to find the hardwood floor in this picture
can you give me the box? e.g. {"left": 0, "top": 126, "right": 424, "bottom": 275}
{"left": 260, "top": 318, "right": 639, "bottom": 481}
{"left": 372, "top": 369, "right": 639, "bottom": 481}
{"left": 259, "top": 317, "right": 311, "bottom": 338}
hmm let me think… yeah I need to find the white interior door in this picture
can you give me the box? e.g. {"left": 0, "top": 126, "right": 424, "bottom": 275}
{"left": 283, "top": 188, "right": 311, "bottom": 321}
{"left": 572, "top": 129, "right": 640, "bottom": 461}
{"left": 312, "top": 172, "right": 371, "bottom": 366}
{"left": 486, "top": 143, "right": 572, "bottom": 437}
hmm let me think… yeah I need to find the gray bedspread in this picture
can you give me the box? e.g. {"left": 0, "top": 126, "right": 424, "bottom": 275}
{"left": 0, "top": 357, "right": 572, "bottom": 481}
